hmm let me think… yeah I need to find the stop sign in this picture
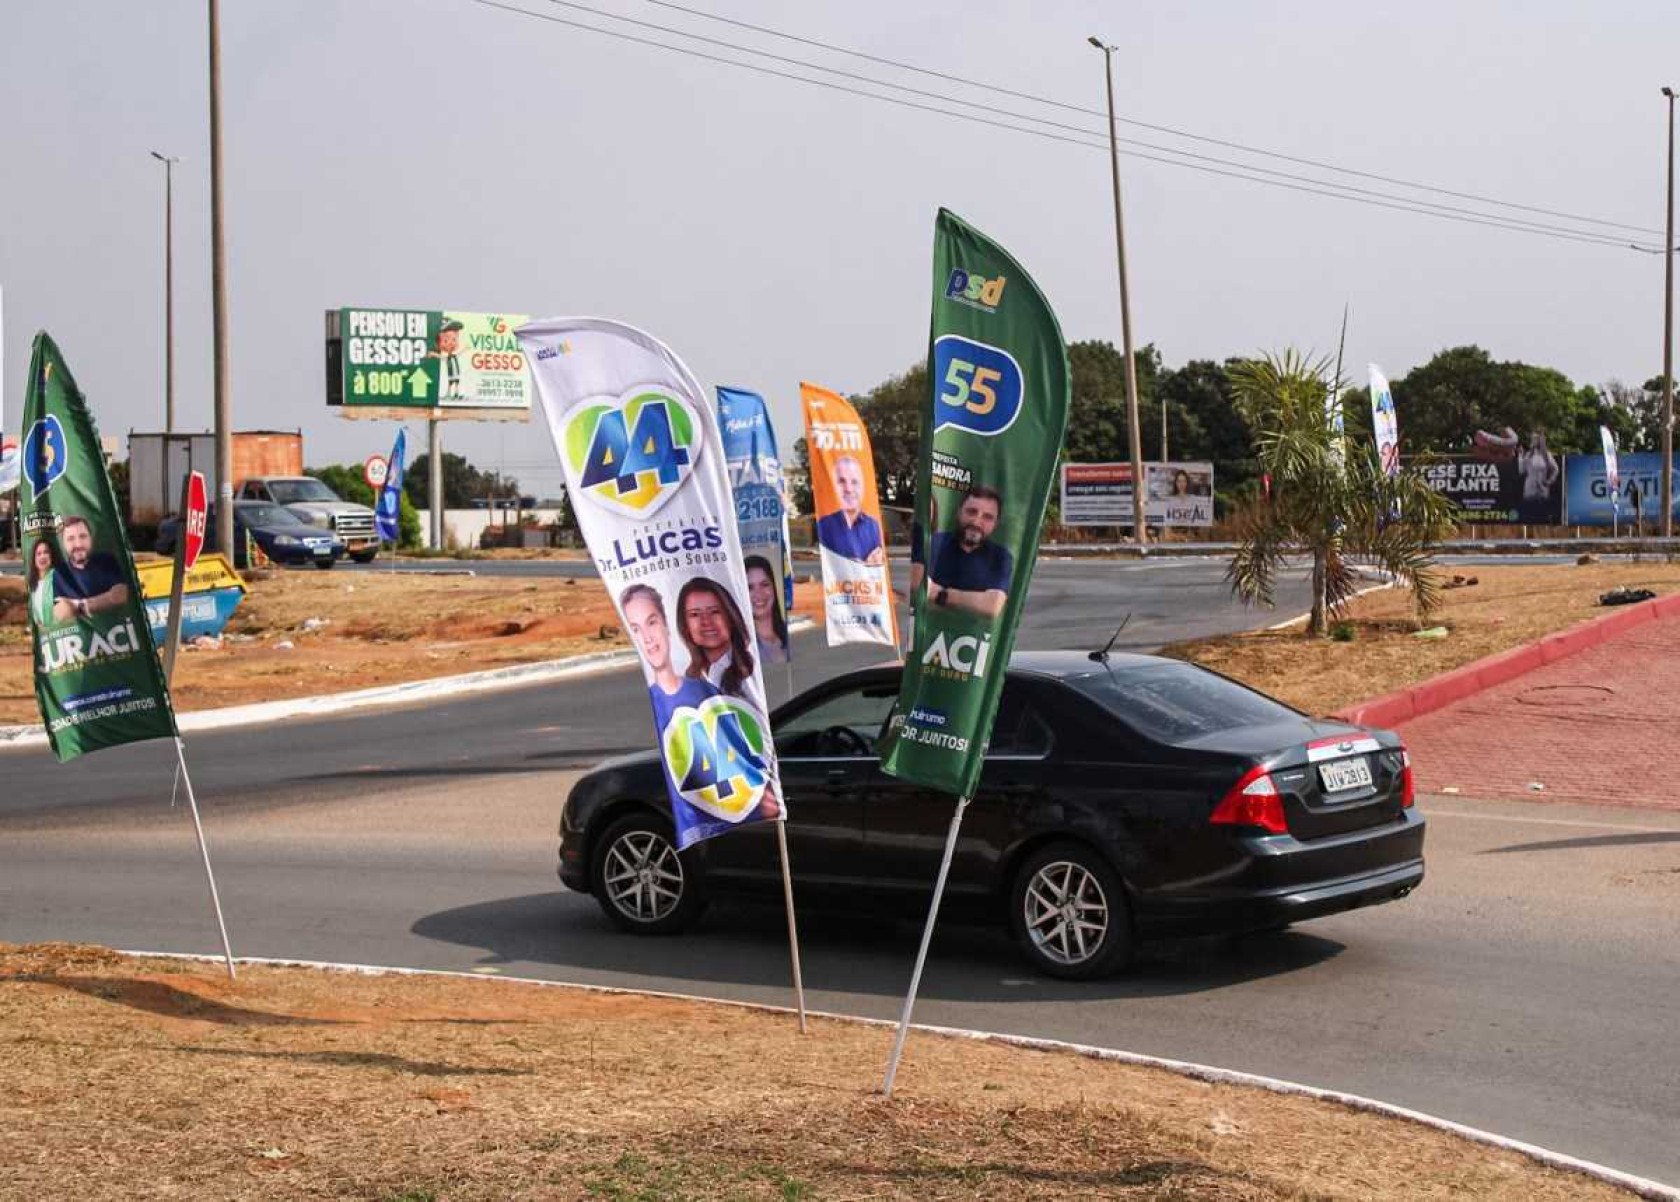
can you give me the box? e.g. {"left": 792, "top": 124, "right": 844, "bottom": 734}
{"left": 183, "top": 471, "right": 208, "bottom": 570}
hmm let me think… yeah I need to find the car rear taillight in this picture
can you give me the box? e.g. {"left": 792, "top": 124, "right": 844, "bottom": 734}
{"left": 1210, "top": 765, "right": 1289, "bottom": 835}
{"left": 1399, "top": 749, "right": 1415, "bottom": 809}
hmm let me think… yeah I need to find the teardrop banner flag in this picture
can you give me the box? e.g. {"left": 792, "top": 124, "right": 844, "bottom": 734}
{"left": 717, "top": 386, "right": 794, "bottom": 666}
{"left": 516, "top": 319, "right": 784, "bottom": 851}
{"left": 880, "top": 209, "right": 1069, "bottom": 798}
{"left": 800, "top": 381, "right": 899, "bottom": 650}
{"left": 1600, "top": 425, "right": 1620, "bottom": 518}
{"left": 21, "top": 333, "right": 177, "bottom": 761}
{"left": 878, "top": 210, "right": 1069, "bottom": 1097}
{"left": 1369, "top": 364, "right": 1399, "bottom": 478}
{"left": 375, "top": 426, "right": 407, "bottom": 543}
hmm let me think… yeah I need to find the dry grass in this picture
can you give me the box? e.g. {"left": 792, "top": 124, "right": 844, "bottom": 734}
{"left": 0, "top": 572, "right": 822, "bottom": 726}
{"left": 0, "top": 943, "right": 1638, "bottom": 1201}
{"left": 1163, "top": 562, "right": 1680, "bottom": 717}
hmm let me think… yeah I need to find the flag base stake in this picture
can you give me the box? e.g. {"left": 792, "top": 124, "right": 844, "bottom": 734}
{"left": 174, "top": 738, "right": 236, "bottom": 980}
{"left": 774, "top": 817, "right": 808, "bottom": 1034}
{"left": 882, "top": 794, "right": 969, "bottom": 1097}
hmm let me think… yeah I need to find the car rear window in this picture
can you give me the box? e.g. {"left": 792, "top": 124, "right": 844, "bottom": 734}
{"left": 1067, "top": 661, "right": 1300, "bottom": 743}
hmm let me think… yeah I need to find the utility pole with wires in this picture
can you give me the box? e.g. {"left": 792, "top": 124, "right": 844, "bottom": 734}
{"left": 1663, "top": 86, "right": 1676, "bottom": 538}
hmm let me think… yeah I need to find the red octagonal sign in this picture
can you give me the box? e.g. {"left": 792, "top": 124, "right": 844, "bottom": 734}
{"left": 184, "top": 470, "right": 208, "bottom": 570}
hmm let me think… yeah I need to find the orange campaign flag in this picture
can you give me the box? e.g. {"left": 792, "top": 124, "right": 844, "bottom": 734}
{"left": 799, "top": 382, "right": 899, "bottom": 649}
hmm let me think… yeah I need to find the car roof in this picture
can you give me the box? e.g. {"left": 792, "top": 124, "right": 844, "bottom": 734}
{"left": 858, "top": 649, "right": 1165, "bottom": 682}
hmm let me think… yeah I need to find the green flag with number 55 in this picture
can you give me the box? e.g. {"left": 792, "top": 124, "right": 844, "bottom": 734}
{"left": 880, "top": 209, "right": 1070, "bottom": 797}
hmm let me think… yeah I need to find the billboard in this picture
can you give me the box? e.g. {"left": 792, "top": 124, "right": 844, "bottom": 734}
{"left": 1060, "top": 461, "right": 1215, "bottom": 527}
{"left": 1564, "top": 451, "right": 1680, "bottom": 527}
{"left": 1414, "top": 428, "right": 1564, "bottom": 524}
{"left": 326, "top": 309, "right": 532, "bottom": 412}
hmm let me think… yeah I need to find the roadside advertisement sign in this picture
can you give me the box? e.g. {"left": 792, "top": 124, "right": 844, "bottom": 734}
{"left": 1564, "top": 451, "right": 1680, "bottom": 527}
{"left": 1600, "top": 426, "right": 1620, "bottom": 519}
{"left": 882, "top": 209, "right": 1069, "bottom": 798}
{"left": 329, "top": 309, "right": 532, "bottom": 411}
{"left": 800, "top": 381, "right": 899, "bottom": 649}
{"left": 1059, "top": 461, "right": 1214, "bottom": 527}
{"left": 375, "top": 428, "right": 407, "bottom": 543}
{"left": 717, "top": 386, "right": 795, "bottom": 666}
{"left": 1416, "top": 428, "right": 1564, "bottom": 524}
{"left": 517, "top": 317, "right": 783, "bottom": 850}
{"left": 20, "top": 333, "right": 177, "bottom": 761}
{"left": 1369, "top": 365, "right": 1399, "bottom": 477}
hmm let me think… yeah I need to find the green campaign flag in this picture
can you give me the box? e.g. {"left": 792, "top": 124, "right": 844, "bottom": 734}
{"left": 881, "top": 209, "right": 1069, "bottom": 797}
{"left": 20, "top": 333, "right": 177, "bottom": 761}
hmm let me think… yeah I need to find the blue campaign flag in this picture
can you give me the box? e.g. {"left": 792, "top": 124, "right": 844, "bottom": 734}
{"left": 376, "top": 428, "right": 407, "bottom": 542}
{"left": 716, "top": 386, "right": 793, "bottom": 666}
{"left": 1563, "top": 451, "right": 1680, "bottom": 527}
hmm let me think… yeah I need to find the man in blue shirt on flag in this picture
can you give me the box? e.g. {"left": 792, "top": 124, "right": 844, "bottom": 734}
{"left": 814, "top": 454, "right": 884, "bottom": 566}
{"left": 910, "top": 485, "right": 1012, "bottom": 620}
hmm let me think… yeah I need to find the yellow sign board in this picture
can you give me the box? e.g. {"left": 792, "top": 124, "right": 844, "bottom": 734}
{"left": 135, "top": 553, "right": 246, "bottom": 601}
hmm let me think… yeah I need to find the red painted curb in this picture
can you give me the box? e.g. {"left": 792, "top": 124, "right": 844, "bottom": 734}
{"left": 1333, "top": 591, "right": 1674, "bottom": 730}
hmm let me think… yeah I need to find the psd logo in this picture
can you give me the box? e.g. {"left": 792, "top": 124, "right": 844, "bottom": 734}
{"left": 562, "top": 386, "right": 702, "bottom": 517}
{"left": 945, "top": 268, "right": 1007, "bottom": 312}
{"left": 22, "top": 415, "right": 69, "bottom": 499}
{"left": 664, "top": 695, "right": 773, "bottom": 822}
{"left": 932, "top": 335, "right": 1024, "bottom": 437}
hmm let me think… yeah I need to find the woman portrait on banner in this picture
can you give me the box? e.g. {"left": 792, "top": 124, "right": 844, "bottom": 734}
{"left": 26, "top": 538, "right": 59, "bottom": 629}
{"left": 1517, "top": 430, "right": 1560, "bottom": 522}
{"left": 677, "top": 576, "right": 757, "bottom": 698}
{"left": 744, "top": 554, "right": 790, "bottom": 666}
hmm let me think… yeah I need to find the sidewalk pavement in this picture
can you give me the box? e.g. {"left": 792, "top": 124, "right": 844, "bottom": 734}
{"left": 1402, "top": 611, "right": 1680, "bottom": 811}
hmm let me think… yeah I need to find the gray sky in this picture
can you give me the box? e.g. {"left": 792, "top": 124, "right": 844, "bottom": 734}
{"left": 3, "top": 0, "right": 1676, "bottom": 498}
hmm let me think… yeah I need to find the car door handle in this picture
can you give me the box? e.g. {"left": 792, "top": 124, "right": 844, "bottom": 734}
{"left": 825, "top": 767, "right": 849, "bottom": 782}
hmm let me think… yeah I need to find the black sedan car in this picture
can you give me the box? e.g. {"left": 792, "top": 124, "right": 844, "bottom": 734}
{"left": 559, "top": 651, "right": 1423, "bottom": 979}
{"left": 157, "top": 501, "right": 346, "bottom": 569}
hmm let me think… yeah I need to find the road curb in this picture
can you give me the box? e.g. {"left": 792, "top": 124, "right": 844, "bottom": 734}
{"left": 0, "top": 618, "right": 816, "bottom": 750}
{"left": 118, "top": 949, "right": 1679, "bottom": 1201}
{"left": 1335, "top": 591, "right": 1680, "bottom": 728}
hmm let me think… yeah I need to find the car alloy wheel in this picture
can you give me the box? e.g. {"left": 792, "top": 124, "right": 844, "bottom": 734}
{"left": 603, "top": 828, "right": 683, "bottom": 923}
{"left": 1010, "top": 842, "right": 1133, "bottom": 979}
{"left": 589, "top": 813, "right": 705, "bottom": 934}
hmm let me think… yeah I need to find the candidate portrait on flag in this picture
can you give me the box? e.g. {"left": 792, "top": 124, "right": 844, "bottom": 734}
{"left": 813, "top": 453, "right": 885, "bottom": 566}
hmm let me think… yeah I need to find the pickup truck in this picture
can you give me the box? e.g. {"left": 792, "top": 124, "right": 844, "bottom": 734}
{"left": 237, "top": 476, "right": 381, "bottom": 562}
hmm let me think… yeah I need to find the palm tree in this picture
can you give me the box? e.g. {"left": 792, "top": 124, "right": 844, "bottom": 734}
{"left": 1226, "top": 350, "right": 1456, "bottom": 637}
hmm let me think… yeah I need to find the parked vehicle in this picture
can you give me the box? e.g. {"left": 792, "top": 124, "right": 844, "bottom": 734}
{"left": 158, "top": 500, "right": 345, "bottom": 569}
{"left": 558, "top": 651, "right": 1424, "bottom": 979}
{"left": 237, "top": 477, "right": 380, "bottom": 562}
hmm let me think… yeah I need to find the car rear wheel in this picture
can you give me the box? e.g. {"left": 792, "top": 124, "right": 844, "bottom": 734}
{"left": 1009, "top": 842, "right": 1133, "bottom": 979}
{"left": 590, "top": 813, "right": 703, "bottom": 934}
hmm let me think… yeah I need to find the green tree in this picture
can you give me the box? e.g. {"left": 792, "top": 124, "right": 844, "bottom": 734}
{"left": 788, "top": 436, "right": 814, "bottom": 516}
{"left": 403, "top": 452, "right": 519, "bottom": 510}
{"left": 1157, "top": 358, "right": 1255, "bottom": 511}
{"left": 1391, "top": 346, "right": 1601, "bottom": 454}
{"left": 849, "top": 365, "right": 924, "bottom": 506}
{"left": 1226, "top": 350, "right": 1457, "bottom": 638}
{"left": 1064, "top": 340, "right": 1162, "bottom": 464}
{"left": 308, "top": 464, "right": 422, "bottom": 548}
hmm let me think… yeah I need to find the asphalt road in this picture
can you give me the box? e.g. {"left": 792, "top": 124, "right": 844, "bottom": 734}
{"left": 3, "top": 556, "right": 1678, "bottom": 1186}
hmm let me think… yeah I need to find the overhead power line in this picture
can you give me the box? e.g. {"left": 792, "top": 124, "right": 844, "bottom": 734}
{"left": 475, "top": 0, "right": 1665, "bottom": 251}
{"left": 639, "top": 0, "right": 1664, "bottom": 239}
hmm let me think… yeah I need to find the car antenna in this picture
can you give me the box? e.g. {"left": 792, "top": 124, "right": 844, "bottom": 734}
{"left": 1089, "top": 614, "right": 1131, "bottom": 662}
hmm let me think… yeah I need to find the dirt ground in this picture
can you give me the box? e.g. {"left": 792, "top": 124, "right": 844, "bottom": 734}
{"left": 1162, "top": 561, "right": 1680, "bottom": 717}
{"left": 0, "top": 571, "right": 823, "bottom": 726}
{"left": 0, "top": 943, "right": 1639, "bottom": 1201}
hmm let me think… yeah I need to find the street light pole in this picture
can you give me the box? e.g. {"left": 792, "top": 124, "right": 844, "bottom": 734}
{"left": 208, "top": 0, "right": 234, "bottom": 558}
{"left": 1089, "top": 35, "right": 1148, "bottom": 549}
{"left": 149, "top": 152, "right": 180, "bottom": 433}
{"left": 1663, "top": 86, "right": 1676, "bottom": 539}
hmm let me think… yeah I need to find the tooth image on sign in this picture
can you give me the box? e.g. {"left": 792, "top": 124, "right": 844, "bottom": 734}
{"left": 562, "top": 387, "right": 702, "bottom": 518}
{"left": 663, "top": 694, "right": 772, "bottom": 822}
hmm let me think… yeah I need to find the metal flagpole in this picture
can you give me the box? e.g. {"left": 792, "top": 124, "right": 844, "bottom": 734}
{"left": 773, "top": 817, "right": 808, "bottom": 1034}
{"left": 882, "top": 794, "right": 970, "bottom": 1097}
{"left": 783, "top": 662, "right": 794, "bottom": 705}
{"left": 173, "top": 738, "right": 236, "bottom": 979}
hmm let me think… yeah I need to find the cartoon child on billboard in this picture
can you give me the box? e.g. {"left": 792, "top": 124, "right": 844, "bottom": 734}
{"left": 430, "top": 318, "right": 464, "bottom": 401}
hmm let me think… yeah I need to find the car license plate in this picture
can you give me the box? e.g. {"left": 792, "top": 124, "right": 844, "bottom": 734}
{"left": 1319, "top": 757, "right": 1373, "bottom": 794}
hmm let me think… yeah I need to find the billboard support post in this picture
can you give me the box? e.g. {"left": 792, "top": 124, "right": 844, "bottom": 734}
{"left": 429, "top": 417, "right": 443, "bottom": 550}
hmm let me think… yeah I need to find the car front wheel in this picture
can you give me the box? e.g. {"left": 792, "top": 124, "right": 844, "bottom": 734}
{"left": 1009, "top": 842, "right": 1133, "bottom": 979}
{"left": 590, "top": 813, "right": 703, "bottom": 934}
